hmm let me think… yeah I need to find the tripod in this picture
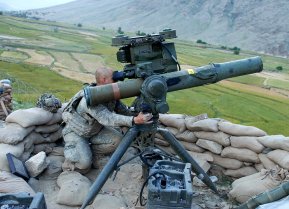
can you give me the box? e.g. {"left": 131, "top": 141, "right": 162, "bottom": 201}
{"left": 80, "top": 115, "right": 218, "bottom": 209}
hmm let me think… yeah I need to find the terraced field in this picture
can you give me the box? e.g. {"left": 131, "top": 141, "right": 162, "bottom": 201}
{"left": 0, "top": 15, "right": 289, "bottom": 135}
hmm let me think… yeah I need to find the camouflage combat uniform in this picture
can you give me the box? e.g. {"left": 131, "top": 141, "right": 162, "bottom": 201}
{"left": 62, "top": 90, "right": 135, "bottom": 171}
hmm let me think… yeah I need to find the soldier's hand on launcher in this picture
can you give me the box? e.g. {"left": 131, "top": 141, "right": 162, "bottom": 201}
{"left": 133, "top": 112, "right": 153, "bottom": 124}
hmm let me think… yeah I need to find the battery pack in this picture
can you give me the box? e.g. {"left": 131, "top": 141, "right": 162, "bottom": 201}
{"left": 147, "top": 160, "right": 193, "bottom": 209}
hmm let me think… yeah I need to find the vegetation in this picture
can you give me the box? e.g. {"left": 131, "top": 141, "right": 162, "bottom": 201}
{"left": 117, "top": 27, "right": 124, "bottom": 34}
{"left": 136, "top": 30, "right": 146, "bottom": 36}
{"left": 196, "top": 39, "right": 207, "bottom": 44}
{"left": 276, "top": 66, "right": 283, "bottom": 71}
{"left": 228, "top": 75, "right": 265, "bottom": 87}
{"left": 0, "top": 62, "right": 82, "bottom": 107}
{"left": 0, "top": 16, "right": 289, "bottom": 135}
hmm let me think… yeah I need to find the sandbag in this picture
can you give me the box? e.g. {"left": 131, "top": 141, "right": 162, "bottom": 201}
{"left": 0, "top": 142, "right": 24, "bottom": 171}
{"left": 224, "top": 166, "right": 258, "bottom": 178}
{"left": 258, "top": 153, "right": 276, "bottom": 169}
{"left": 231, "top": 171, "right": 263, "bottom": 188}
{"left": 0, "top": 122, "right": 35, "bottom": 144}
{"left": 33, "top": 143, "right": 56, "bottom": 154}
{"left": 184, "top": 113, "right": 208, "bottom": 129}
{"left": 0, "top": 171, "right": 35, "bottom": 194}
{"left": 186, "top": 118, "right": 219, "bottom": 132}
{"left": 34, "top": 128, "right": 63, "bottom": 144}
{"left": 196, "top": 139, "right": 223, "bottom": 154}
{"left": 6, "top": 107, "right": 53, "bottom": 128}
{"left": 258, "top": 135, "right": 289, "bottom": 151}
{"left": 230, "top": 136, "right": 265, "bottom": 153}
{"left": 180, "top": 141, "right": 205, "bottom": 153}
{"left": 50, "top": 146, "right": 64, "bottom": 156}
{"left": 211, "top": 153, "right": 243, "bottom": 169}
{"left": 175, "top": 130, "right": 198, "bottom": 143}
{"left": 46, "top": 103, "right": 67, "bottom": 125}
{"left": 35, "top": 123, "right": 60, "bottom": 134}
{"left": 41, "top": 155, "right": 65, "bottom": 179}
{"left": 221, "top": 147, "right": 260, "bottom": 163}
{"left": 187, "top": 151, "right": 214, "bottom": 162}
{"left": 159, "top": 114, "right": 186, "bottom": 132}
{"left": 24, "top": 132, "right": 45, "bottom": 145}
{"left": 229, "top": 167, "right": 286, "bottom": 203}
{"left": 165, "top": 127, "right": 179, "bottom": 136}
{"left": 194, "top": 131, "right": 230, "bottom": 146}
{"left": 218, "top": 121, "right": 266, "bottom": 136}
{"left": 20, "top": 149, "right": 33, "bottom": 162}
{"left": 267, "top": 149, "right": 289, "bottom": 169}
{"left": 56, "top": 171, "right": 91, "bottom": 206}
{"left": 244, "top": 162, "right": 253, "bottom": 166}
{"left": 255, "top": 163, "right": 265, "bottom": 172}
{"left": 155, "top": 127, "right": 179, "bottom": 141}
{"left": 193, "top": 159, "right": 211, "bottom": 173}
{"left": 22, "top": 133, "right": 35, "bottom": 151}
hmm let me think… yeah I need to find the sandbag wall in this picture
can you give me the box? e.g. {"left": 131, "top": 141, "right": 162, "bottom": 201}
{"left": 0, "top": 81, "right": 13, "bottom": 121}
{"left": 156, "top": 114, "right": 289, "bottom": 179}
{"left": 0, "top": 106, "right": 65, "bottom": 173}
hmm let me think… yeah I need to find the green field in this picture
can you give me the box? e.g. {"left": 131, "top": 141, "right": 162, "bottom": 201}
{"left": 267, "top": 79, "right": 289, "bottom": 91}
{"left": 1, "top": 15, "right": 289, "bottom": 135}
{"left": 228, "top": 75, "right": 265, "bottom": 87}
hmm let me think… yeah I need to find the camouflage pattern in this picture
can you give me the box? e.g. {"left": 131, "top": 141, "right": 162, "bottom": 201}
{"left": 62, "top": 90, "right": 135, "bottom": 171}
{"left": 36, "top": 93, "right": 62, "bottom": 113}
{"left": 0, "top": 80, "right": 13, "bottom": 120}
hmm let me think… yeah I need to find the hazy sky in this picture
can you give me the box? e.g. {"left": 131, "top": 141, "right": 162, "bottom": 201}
{"left": 0, "top": 0, "right": 75, "bottom": 10}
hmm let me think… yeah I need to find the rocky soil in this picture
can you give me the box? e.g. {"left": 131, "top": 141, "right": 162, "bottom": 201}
{"left": 29, "top": 153, "right": 236, "bottom": 209}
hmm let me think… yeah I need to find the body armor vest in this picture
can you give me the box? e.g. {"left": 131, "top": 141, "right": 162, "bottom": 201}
{"left": 62, "top": 91, "right": 103, "bottom": 138}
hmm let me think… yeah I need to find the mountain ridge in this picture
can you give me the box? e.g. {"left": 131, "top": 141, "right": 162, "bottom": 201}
{"left": 30, "top": 0, "right": 289, "bottom": 57}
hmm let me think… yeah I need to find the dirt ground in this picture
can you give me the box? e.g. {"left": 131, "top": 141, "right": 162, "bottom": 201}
{"left": 29, "top": 151, "right": 236, "bottom": 209}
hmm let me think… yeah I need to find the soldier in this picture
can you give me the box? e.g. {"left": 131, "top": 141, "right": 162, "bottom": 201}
{"left": 62, "top": 67, "right": 152, "bottom": 172}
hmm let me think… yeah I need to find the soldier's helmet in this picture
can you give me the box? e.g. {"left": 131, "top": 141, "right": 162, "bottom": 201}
{"left": 36, "top": 93, "right": 62, "bottom": 113}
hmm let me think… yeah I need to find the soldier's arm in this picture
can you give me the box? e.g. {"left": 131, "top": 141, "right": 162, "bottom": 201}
{"left": 87, "top": 103, "right": 133, "bottom": 127}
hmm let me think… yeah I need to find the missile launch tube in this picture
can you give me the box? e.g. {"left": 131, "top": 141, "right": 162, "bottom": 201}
{"left": 84, "top": 56, "right": 263, "bottom": 106}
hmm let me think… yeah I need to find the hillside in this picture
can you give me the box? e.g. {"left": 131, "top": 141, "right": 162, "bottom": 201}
{"left": 0, "top": 16, "right": 289, "bottom": 135}
{"left": 0, "top": 3, "right": 13, "bottom": 11}
{"left": 30, "top": 0, "right": 289, "bottom": 58}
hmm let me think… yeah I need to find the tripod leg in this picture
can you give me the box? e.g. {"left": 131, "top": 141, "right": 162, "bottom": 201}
{"left": 80, "top": 127, "right": 139, "bottom": 209}
{"left": 157, "top": 128, "right": 218, "bottom": 194}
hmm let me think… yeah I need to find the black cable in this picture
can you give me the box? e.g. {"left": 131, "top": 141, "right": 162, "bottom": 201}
{"left": 153, "top": 145, "right": 182, "bottom": 162}
{"left": 139, "top": 171, "right": 167, "bottom": 206}
{"left": 161, "top": 43, "right": 181, "bottom": 71}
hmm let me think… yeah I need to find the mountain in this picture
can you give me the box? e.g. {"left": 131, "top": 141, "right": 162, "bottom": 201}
{"left": 31, "top": 0, "right": 289, "bottom": 57}
{"left": 0, "top": 3, "right": 14, "bottom": 11}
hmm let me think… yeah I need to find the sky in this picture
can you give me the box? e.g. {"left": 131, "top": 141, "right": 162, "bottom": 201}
{"left": 0, "top": 0, "right": 75, "bottom": 10}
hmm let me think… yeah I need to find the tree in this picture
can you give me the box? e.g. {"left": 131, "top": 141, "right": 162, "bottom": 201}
{"left": 102, "top": 27, "right": 105, "bottom": 30}
{"left": 136, "top": 30, "right": 146, "bottom": 36}
{"left": 117, "top": 27, "right": 124, "bottom": 34}
{"left": 77, "top": 23, "right": 82, "bottom": 27}
{"left": 229, "top": 46, "right": 241, "bottom": 55}
{"left": 276, "top": 66, "right": 283, "bottom": 71}
{"left": 53, "top": 27, "right": 59, "bottom": 33}
{"left": 196, "top": 39, "right": 207, "bottom": 44}
{"left": 233, "top": 49, "right": 240, "bottom": 55}
{"left": 0, "top": 11, "right": 3, "bottom": 15}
